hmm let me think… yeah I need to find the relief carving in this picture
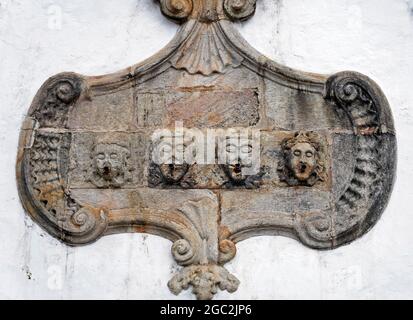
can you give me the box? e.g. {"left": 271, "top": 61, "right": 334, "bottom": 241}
{"left": 160, "top": 0, "right": 194, "bottom": 21}
{"left": 88, "top": 139, "right": 133, "bottom": 188}
{"left": 278, "top": 132, "right": 326, "bottom": 187}
{"left": 148, "top": 162, "right": 193, "bottom": 187}
{"left": 159, "top": 0, "right": 257, "bottom": 22}
{"left": 170, "top": 21, "right": 243, "bottom": 75}
{"left": 168, "top": 264, "right": 239, "bottom": 300}
{"left": 223, "top": 0, "right": 257, "bottom": 21}
{"left": 222, "top": 136, "right": 264, "bottom": 189}
{"left": 23, "top": 127, "right": 108, "bottom": 245}
{"left": 33, "top": 76, "right": 82, "bottom": 128}
{"left": 16, "top": 1, "right": 396, "bottom": 299}
{"left": 324, "top": 72, "right": 393, "bottom": 245}
{"left": 167, "top": 197, "right": 240, "bottom": 299}
{"left": 29, "top": 131, "right": 67, "bottom": 217}
{"left": 148, "top": 132, "right": 193, "bottom": 188}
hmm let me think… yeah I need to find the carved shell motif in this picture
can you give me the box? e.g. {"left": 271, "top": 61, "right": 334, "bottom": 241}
{"left": 170, "top": 21, "right": 243, "bottom": 75}
{"left": 160, "top": 0, "right": 256, "bottom": 75}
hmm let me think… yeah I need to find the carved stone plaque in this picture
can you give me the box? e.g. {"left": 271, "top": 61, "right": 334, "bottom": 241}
{"left": 16, "top": 0, "right": 396, "bottom": 300}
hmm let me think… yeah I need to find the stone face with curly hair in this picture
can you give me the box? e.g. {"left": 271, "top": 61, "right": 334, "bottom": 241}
{"left": 278, "top": 132, "right": 326, "bottom": 187}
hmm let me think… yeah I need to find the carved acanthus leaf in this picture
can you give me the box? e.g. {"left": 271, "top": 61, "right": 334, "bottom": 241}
{"left": 168, "top": 264, "right": 239, "bottom": 300}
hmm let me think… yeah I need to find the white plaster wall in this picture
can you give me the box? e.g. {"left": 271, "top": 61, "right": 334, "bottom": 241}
{"left": 0, "top": 0, "right": 412, "bottom": 299}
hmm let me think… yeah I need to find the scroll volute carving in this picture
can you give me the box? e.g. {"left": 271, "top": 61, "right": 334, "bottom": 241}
{"left": 223, "top": 0, "right": 257, "bottom": 20}
{"left": 159, "top": 0, "right": 257, "bottom": 22}
{"left": 160, "top": 0, "right": 194, "bottom": 21}
{"left": 30, "top": 74, "right": 83, "bottom": 128}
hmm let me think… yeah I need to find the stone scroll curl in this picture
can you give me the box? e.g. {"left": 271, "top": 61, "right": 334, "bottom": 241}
{"left": 16, "top": 0, "right": 396, "bottom": 299}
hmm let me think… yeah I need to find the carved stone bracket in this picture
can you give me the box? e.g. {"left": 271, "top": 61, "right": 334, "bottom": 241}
{"left": 16, "top": 1, "right": 396, "bottom": 299}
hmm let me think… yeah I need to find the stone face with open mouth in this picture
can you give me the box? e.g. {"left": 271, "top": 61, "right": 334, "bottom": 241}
{"left": 90, "top": 143, "right": 130, "bottom": 188}
{"left": 278, "top": 132, "right": 326, "bottom": 187}
{"left": 289, "top": 142, "right": 317, "bottom": 182}
{"left": 223, "top": 162, "right": 249, "bottom": 183}
{"left": 159, "top": 162, "right": 190, "bottom": 183}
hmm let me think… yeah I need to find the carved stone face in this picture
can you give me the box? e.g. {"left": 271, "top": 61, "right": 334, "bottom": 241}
{"left": 223, "top": 138, "right": 253, "bottom": 183}
{"left": 288, "top": 142, "right": 317, "bottom": 182}
{"left": 278, "top": 132, "right": 325, "bottom": 187}
{"left": 92, "top": 143, "right": 129, "bottom": 187}
{"left": 156, "top": 137, "right": 190, "bottom": 183}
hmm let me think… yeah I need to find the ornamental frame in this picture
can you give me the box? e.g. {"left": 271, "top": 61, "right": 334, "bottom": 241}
{"left": 16, "top": 0, "right": 396, "bottom": 300}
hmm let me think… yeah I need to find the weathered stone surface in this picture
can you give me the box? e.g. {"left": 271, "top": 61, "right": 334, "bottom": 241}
{"left": 134, "top": 88, "right": 260, "bottom": 129}
{"left": 221, "top": 188, "right": 331, "bottom": 235}
{"left": 165, "top": 88, "right": 260, "bottom": 128}
{"left": 67, "top": 88, "right": 135, "bottom": 131}
{"left": 137, "top": 67, "right": 261, "bottom": 91}
{"left": 264, "top": 81, "right": 351, "bottom": 131}
{"left": 15, "top": 0, "right": 396, "bottom": 300}
{"left": 331, "top": 133, "right": 357, "bottom": 200}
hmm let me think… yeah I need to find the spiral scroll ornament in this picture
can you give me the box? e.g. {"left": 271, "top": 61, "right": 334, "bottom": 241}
{"left": 218, "top": 239, "right": 237, "bottom": 264}
{"left": 160, "top": 0, "right": 193, "bottom": 21}
{"left": 330, "top": 76, "right": 380, "bottom": 134}
{"left": 223, "top": 0, "right": 256, "bottom": 21}
{"left": 172, "top": 239, "right": 195, "bottom": 265}
{"left": 31, "top": 75, "right": 82, "bottom": 128}
{"left": 324, "top": 72, "right": 393, "bottom": 244}
{"left": 71, "top": 210, "right": 87, "bottom": 227}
